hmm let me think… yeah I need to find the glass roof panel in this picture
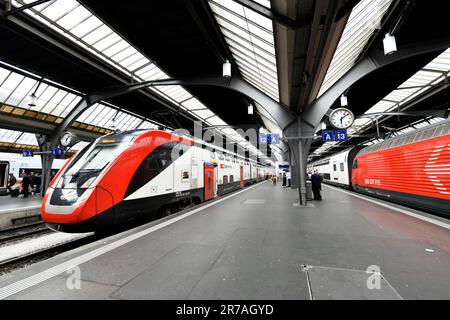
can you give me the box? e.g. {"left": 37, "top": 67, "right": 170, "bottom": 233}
{"left": 57, "top": 5, "right": 90, "bottom": 30}
{"left": 208, "top": 0, "right": 279, "bottom": 101}
{"left": 7, "top": 0, "right": 262, "bottom": 157}
{"left": 243, "top": 7, "right": 272, "bottom": 31}
{"left": 39, "top": 0, "right": 79, "bottom": 21}
{"left": 318, "top": 0, "right": 394, "bottom": 97}
{"left": 206, "top": 116, "right": 227, "bottom": 127}
{"left": 193, "top": 109, "right": 215, "bottom": 119}
{"left": 0, "top": 68, "right": 11, "bottom": 85}
{"left": 16, "top": 132, "right": 39, "bottom": 145}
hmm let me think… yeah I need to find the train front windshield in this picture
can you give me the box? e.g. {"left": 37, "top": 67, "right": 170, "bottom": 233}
{"left": 56, "top": 135, "right": 135, "bottom": 190}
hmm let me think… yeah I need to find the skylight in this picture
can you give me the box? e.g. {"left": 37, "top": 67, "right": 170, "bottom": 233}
{"left": 208, "top": 0, "right": 279, "bottom": 101}
{"left": 317, "top": 0, "right": 394, "bottom": 97}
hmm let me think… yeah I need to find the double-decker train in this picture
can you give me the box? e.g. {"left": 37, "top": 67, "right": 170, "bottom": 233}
{"left": 310, "top": 119, "right": 450, "bottom": 216}
{"left": 0, "top": 153, "right": 65, "bottom": 195}
{"left": 42, "top": 130, "right": 274, "bottom": 232}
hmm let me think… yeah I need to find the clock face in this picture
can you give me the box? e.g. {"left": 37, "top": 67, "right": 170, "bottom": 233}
{"left": 329, "top": 108, "right": 355, "bottom": 129}
{"left": 61, "top": 132, "right": 75, "bottom": 147}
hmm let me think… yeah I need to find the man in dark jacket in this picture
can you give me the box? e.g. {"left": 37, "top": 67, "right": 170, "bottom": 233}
{"left": 21, "top": 172, "right": 30, "bottom": 198}
{"left": 311, "top": 170, "right": 323, "bottom": 201}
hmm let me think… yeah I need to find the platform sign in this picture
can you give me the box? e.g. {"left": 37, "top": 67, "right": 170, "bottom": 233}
{"left": 334, "top": 130, "right": 348, "bottom": 142}
{"left": 258, "top": 134, "right": 280, "bottom": 145}
{"left": 52, "top": 147, "right": 64, "bottom": 157}
{"left": 322, "top": 131, "right": 335, "bottom": 142}
{"left": 22, "top": 150, "right": 33, "bottom": 157}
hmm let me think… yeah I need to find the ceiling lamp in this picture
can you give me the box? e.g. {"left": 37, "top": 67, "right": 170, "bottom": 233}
{"left": 340, "top": 94, "right": 348, "bottom": 107}
{"left": 383, "top": 33, "right": 397, "bottom": 55}
{"left": 28, "top": 93, "right": 38, "bottom": 107}
{"left": 222, "top": 60, "right": 231, "bottom": 78}
{"left": 248, "top": 103, "right": 254, "bottom": 115}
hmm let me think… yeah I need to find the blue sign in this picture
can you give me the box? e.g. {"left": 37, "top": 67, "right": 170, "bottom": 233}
{"left": 258, "top": 134, "right": 280, "bottom": 145}
{"left": 22, "top": 150, "right": 34, "bottom": 157}
{"left": 335, "top": 130, "right": 348, "bottom": 142}
{"left": 52, "top": 147, "right": 64, "bottom": 157}
{"left": 322, "top": 131, "right": 335, "bottom": 142}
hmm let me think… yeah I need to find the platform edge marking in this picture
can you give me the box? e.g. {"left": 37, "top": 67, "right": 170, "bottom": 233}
{"left": 323, "top": 184, "right": 450, "bottom": 230}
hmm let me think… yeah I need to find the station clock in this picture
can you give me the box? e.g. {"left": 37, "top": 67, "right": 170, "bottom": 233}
{"left": 329, "top": 108, "right": 355, "bottom": 129}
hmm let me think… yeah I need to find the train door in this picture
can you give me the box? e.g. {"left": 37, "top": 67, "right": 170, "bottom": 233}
{"left": 204, "top": 163, "right": 215, "bottom": 201}
{"left": 214, "top": 164, "right": 218, "bottom": 197}
{"left": 332, "top": 161, "right": 339, "bottom": 182}
{"left": 240, "top": 165, "right": 244, "bottom": 188}
{"left": 0, "top": 161, "right": 9, "bottom": 194}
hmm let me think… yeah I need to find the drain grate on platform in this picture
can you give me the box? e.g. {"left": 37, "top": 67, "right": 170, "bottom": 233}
{"left": 242, "top": 199, "right": 267, "bottom": 205}
{"left": 301, "top": 265, "right": 403, "bottom": 300}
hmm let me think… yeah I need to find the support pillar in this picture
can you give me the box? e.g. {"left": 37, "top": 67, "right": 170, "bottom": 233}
{"left": 297, "top": 118, "right": 308, "bottom": 205}
{"left": 36, "top": 134, "right": 54, "bottom": 197}
{"left": 283, "top": 117, "right": 315, "bottom": 207}
{"left": 289, "top": 150, "right": 298, "bottom": 189}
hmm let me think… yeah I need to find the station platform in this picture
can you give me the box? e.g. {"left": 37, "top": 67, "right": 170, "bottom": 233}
{"left": 0, "top": 196, "right": 42, "bottom": 230}
{"left": 1, "top": 181, "right": 450, "bottom": 300}
{"left": 0, "top": 196, "right": 41, "bottom": 212}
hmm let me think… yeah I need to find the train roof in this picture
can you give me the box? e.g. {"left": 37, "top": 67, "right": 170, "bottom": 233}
{"left": 103, "top": 129, "right": 270, "bottom": 167}
{"left": 358, "top": 118, "right": 450, "bottom": 156}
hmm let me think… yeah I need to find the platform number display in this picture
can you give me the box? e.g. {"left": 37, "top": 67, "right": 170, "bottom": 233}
{"left": 22, "top": 150, "right": 34, "bottom": 157}
{"left": 322, "top": 131, "right": 335, "bottom": 142}
{"left": 322, "top": 130, "right": 348, "bottom": 142}
{"left": 258, "top": 133, "right": 280, "bottom": 145}
{"left": 52, "top": 147, "right": 64, "bottom": 157}
{"left": 335, "top": 130, "right": 348, "bottom": 142}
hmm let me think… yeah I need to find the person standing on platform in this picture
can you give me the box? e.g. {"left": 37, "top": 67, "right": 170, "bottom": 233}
{"left": 35, "top": 173, "right": 42, "bottom": 194}
{"left": 311, "top": 170, "right": 323, "bottom": 201}
{"left": 286, "top": 171, "right": 291, "bottom": 188}
{"left": 21, "top": 172, "right": 30, "bottom": 198}
{"left": 282, "top": 172, "right": 286, "bottom": 187}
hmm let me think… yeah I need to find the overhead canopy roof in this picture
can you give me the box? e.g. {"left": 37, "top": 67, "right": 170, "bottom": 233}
{"left": 1, "top": 0, "right": 448, "bottom": 165}
{"left": 309, "top": 0, "right": 450, "bottom": 160}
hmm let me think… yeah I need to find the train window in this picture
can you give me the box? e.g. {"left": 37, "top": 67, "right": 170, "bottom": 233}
{"left": 223, "top": 175, "right": 228, "bottom": 184}
{"left": 0, "top": 163, "right": 7, "bottom": 187}
{"left": 333, "top": 164, "right": 337, "bottom": 172}
{"left": 229, "top": 175, "right": 234, "bottom": 183}
{"left": 181, "top": 170, "right": 190, "bottom": 181}
{"left": 323, "top": 173, "right": 331, "bottom": 180}
{"left": 340, "top": 163, "right": 345, "bottom": 172}
{"left": 125, "top": 142, "right": 183, "bottom": 197}
{"left": 353, "top": 160, "right": 358, "bottom": 169}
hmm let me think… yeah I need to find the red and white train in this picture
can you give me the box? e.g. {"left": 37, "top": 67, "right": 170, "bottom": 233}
{"left": 311, "top": 119, "right": 450, "bottom": 216}
{"left": 42, "top": 130, "right": 274, "bottom": 232}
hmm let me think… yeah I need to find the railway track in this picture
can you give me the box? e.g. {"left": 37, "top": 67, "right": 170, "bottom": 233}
{"left": 0, "top": 222, "right": 51, "bottom": 243}
{"left": 0, "top": 222, "right": 95, "bottom": 273}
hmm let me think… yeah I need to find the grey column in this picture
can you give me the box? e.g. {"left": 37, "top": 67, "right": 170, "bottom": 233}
{"left": 36, "top": 134, "right": 54, "bottom": 197}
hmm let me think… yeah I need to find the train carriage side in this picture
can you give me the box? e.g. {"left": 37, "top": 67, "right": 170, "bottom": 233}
{"left": 311, "top": 147, "right": 361, "bottom": 189}
{"left": 352, "top": 120, "right": 450, "bottom": 216}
